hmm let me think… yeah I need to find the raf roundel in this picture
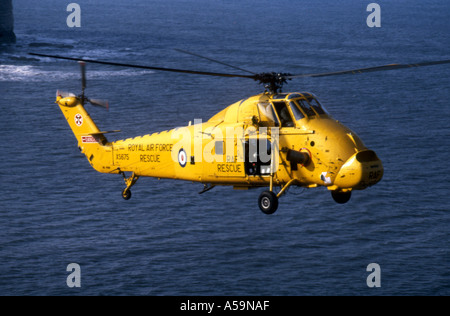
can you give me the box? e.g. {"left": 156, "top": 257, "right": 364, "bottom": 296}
{"left": 178, "top": 148, "right": 187, "bottom": 168}
{"left": 74, "top": 113, "right": 83, "bottom": 126}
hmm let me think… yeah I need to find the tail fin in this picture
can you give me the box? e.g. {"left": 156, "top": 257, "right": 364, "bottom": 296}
{"left": 56, "top": 94, "right": 117, "bottom": 174}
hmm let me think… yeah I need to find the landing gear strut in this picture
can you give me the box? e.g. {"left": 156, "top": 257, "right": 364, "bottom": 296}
{"left": 120, "top": 171, "right": 139, "bottom": 200}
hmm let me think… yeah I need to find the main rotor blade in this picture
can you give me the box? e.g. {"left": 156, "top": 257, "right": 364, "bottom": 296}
{"left": 29, "top": 52, "right": 254, "bottom": 79}
{"left": 175, "top": 48, "right": 256, "bottom": 75}
{"left": 79, "top": 61, "right": 86, "bottom": 94}
{"left": 287, "top": 59, "right": 450, "bottom": 79}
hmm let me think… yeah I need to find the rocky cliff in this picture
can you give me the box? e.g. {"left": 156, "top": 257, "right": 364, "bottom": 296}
{"left": 0, "top": 0, "right": 16, "bottom": 43}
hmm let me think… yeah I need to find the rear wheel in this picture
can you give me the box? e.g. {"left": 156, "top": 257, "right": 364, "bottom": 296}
{"left": 258, "top": 191, "right": 278, "bottom": 214}
{"left": 331, "top": 190, "right": 351, "bottom": 204}
{"left": 122, "top": 188, "right": 132, "bottom": 200}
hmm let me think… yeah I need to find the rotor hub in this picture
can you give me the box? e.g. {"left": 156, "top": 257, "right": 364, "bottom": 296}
{"left": 253, "top": 72, "right": 292, "bottom": 94}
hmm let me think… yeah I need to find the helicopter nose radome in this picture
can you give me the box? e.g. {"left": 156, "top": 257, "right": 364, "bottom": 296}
{"left": 334, "top": 150, "right": 383, "bottom": 190}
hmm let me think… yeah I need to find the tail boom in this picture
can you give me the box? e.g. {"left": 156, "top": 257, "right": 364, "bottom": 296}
{"left": 57, "top": 95, "right": 117, "bottom": 174}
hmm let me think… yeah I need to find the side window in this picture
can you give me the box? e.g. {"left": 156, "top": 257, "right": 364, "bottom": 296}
{"left": 307, "top": 97, "right": 328, "bottom": 115}
{"left": 289, "top": 101, "right": 305, "bottom": 120}
{"left": 273, "top": 101, "right": 295, "bottom": 127}
{"left": 257, "top": 103, "right": 280, "bottom": 127}
{"left": 297, "top": 100, "right": 316, "bottom": 116}
{"left": 215, "top": 141, "right": 223, "bottom": 155}
{"left": 307, "top": 98, "right": 326, "bottom": 115}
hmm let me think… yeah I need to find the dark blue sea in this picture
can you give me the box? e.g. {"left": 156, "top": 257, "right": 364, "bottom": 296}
{"left": 1, "top": 0, "right": 449, "bottom": 296}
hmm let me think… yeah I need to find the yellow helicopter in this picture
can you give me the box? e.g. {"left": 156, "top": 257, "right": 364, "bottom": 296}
{"left": 30, "top": 52, "right": 450, "bottom": 214}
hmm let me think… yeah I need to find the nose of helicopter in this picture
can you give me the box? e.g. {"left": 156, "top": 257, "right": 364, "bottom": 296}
{"left": 334, "top": 150, "right": 383, "bottom": 190}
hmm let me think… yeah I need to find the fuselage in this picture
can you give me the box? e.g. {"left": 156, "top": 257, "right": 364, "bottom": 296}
{"left": 82, "top": 92, "right": 383, "bottom": 192}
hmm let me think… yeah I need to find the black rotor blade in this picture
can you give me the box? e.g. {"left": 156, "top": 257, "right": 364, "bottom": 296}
{"left": 175, "top": 48, "right": 256, "bottom": 75}
{"left": 29, "top": 52, "right": 254, "bottom": 79}
{"left": 287, "top": 59, "right": 450, "bottom": 79}
{"left": 79, "top": 61, "right": 86, "bottom": 94}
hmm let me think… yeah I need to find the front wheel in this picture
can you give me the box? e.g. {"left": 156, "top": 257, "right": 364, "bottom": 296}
{"left": 331, "top": 190, "right": 351, "bottom": 204}
{"left": 258, "top": 191, "right": 278, "bottom": 214}
{"left": 122, "top": 188, "right": 132, "bottom": 200}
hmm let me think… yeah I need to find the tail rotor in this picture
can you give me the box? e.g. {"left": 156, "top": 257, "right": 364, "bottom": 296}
{"left": 77, "top": 60, "right": 109, "bottom": 110}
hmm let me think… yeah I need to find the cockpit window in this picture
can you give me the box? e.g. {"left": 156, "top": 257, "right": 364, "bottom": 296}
{"left": 273, "top": 101, "right": 295, "bottom": 127}
{"left": 289, "top": 102, "right": 305, "bottom": 120}
{"left": 273, "top": 93, "right": 288, "bottom": 100}
{"left": 257, "top": 102, "right": 280, "bottom": 127}
{"left": 292, "top": 97, "right": 329, "bottom": 118}
{"left": 287, "top": 93, "right": 302, "bottom": 100}
{"left": 306, "top": 97, "right": 328, "bottom": 115}
{"left": 296, "top": 99, "right": 316, "bottom": 116}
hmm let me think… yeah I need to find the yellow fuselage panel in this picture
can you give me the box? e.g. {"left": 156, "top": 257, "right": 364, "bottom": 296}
{"left": 112, "top": 131, "right": 179, "bottom": 178}
{"left": 294, "top": 117, "right": 366, "bottom": 185}
{"left": 111, "top": 122, "right": 249, "bottom": 184}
